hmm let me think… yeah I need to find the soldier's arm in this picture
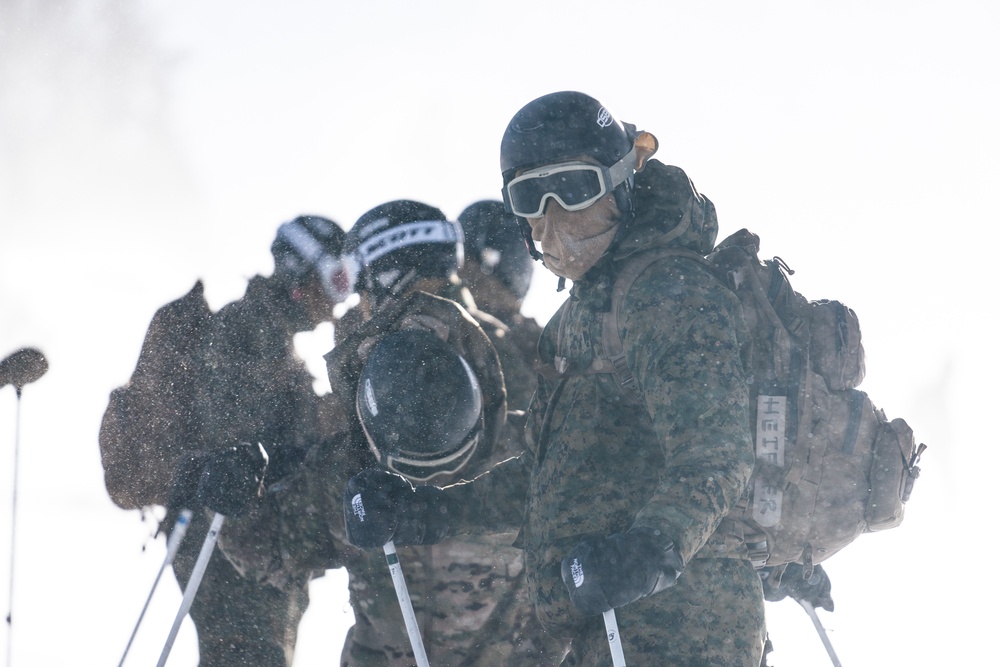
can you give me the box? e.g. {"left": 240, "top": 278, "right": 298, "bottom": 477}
{"left": 440, "top": 449, "right": 532, "bottom": 537}
{"left": 626, "top": 260, "right": 755, "bottom": 564}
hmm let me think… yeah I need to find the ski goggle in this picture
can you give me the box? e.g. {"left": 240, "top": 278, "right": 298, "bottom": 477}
{"left": 503, "top": 145, "right": 637, "bottom": 218}
{"left": 276, "top": 219, "right": 356, "bottom": 303}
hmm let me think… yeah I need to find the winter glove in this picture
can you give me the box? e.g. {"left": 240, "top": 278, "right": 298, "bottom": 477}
{"left": 197, "top": 443, "right": 269, "bottom": 518}
{"left": 261, "top": 442, "right": 307, "bottom": 485}
{"left": 166, "top": 451, "right": 211, "bottom": 511}
{"left": 761, "top": 563, "right": 834, "bottom": 612}
{"left": 343, "top": 468, "right": 450, "bottom": 549}
{"left": 561, "top": 528, "right": 684, "bottom": 616}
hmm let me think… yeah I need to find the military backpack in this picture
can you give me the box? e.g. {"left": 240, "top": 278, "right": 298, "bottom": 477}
{"left": 590, "top": 228, "right": 925, "bottom": 573}
{"left": 99, "top": 281, "right": 213, "bottom": 510}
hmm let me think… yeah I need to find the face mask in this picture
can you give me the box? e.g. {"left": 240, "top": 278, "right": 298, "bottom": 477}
{"left": 531, "top": 201, "right": 620, "bottom": 281}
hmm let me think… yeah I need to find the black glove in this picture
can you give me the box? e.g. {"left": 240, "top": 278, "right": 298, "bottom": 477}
{"left": 262, "top": 442, "right": 306, "bottom": 485}
{"left": 166, "top": 451, "right": 211, "bottom": 511}
{"left": 561, "top": 528, "right": 683, "bottom": 616}
{"left": 344, "top": 468, "right": 450, "bottom": 549}
{"left": 761, "top": 563, "right": 834, "bottom": 612}
{"left": 197, "top": 443, "right": 269, "bottom": 518}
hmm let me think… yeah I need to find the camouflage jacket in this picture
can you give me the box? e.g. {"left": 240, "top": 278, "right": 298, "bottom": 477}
{"left": 469, "top": 307, "right": 543, "bottom": 415}
{"left": 99, "top": 275, "right": 345, "bottom": 581}
{"left": 446, "top": 161, "right": 756, "bottom": 637}
{"left": 226, "top": 289, "right": 568, "bottom": 665}
{"left": 99, "top": 277, "right": 339, "bottom": 510}
{"left": 196, "top": 276, "right": 341, "bottom": 453}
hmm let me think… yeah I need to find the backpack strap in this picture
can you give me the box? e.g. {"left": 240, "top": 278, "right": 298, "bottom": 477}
{"left": 728, "top": 252, "right": 795, "bottom": 382}
{"left": 589, "top": 247, "right": 715, "bottom": 402}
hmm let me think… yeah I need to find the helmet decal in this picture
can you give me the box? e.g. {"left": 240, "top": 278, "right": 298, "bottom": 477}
{"left": 596, "top": 107, "right": 613, "bottom": 128}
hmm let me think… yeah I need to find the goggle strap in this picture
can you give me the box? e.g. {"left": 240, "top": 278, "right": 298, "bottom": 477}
{"left": 358, "top": 220, "right": 458, "bottom": 267}
{"left": 608, "top": 143, "right": 638, "bottom": 189}
{"left": 278, "top": 220, "right": 326, "bottom": 265}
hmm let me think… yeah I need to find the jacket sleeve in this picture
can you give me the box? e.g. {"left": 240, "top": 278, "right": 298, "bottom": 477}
{"left": 442, "top": 447, "right": 532, "bottom": 537}
{"left": 624, "top": 259, "right": 755, "bottom": 564}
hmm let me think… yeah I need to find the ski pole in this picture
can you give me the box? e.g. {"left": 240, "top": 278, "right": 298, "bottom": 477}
{"left": 603, "top": 608, "right": 627, "bottom": 667}
{"left": 156, "top": 512, "right": 225, "bottom": 667}
{"left": 117, "top": 509, "right": 193, "bottom": 667}
{"left": 798, "top": 600, "right": 843, "bottom": 667}
{"left": 2, "top": 347, "right": 48, "bottom": 667}
{"left": 383, "top": 540, "right": 430, "bottom": 667}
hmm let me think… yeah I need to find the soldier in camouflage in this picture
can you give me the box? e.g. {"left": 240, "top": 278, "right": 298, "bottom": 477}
{"left": 344, "top": 92, "right": 766, "bottom": 666}
{"left": 100, "top": 215, "right": 349, "bottom": 666}
{"left": 223, "top": 200, "right": 568, "bottom": 665}
{"left": 333, "top": 200, "right": 567, "bottom": 666}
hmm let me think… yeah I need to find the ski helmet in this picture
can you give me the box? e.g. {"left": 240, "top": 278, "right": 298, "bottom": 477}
{"left": 344, "top": 200, "right": 464, "bottom": 299}
{"left": 271, "top": 215, "right": 354, "bottom": 303}
{"left": 457, "top": 200, "right": 534, "bottom": 302}
{"left": 356, "top": 329, "right": 484, "bottom": 482}
{"left": 500, "top": 92, "right": 644, "bottom": 231}
{"left": 500, "top": 91, "right": 634, "bottom": 180}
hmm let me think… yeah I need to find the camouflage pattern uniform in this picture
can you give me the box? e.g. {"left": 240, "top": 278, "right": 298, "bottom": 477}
{"left": 446, "top": 162, "right": 766, "bottom": 666}
{"left": 338, "top": 281, "right": 540, "bottom": 413}
{"left": 101, "top": 276, "right": 342, "bottom": 666}
{"left": 334, "top": 290, "right": 567, "bottom": 667}
{"left": 244, "top": 287, "right": 566, "bottom": 666}
{"left": 465, "top": 301, "right": 542, "bottom": 415}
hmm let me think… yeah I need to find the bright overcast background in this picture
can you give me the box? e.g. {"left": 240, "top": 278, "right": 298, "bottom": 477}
{"left": 1, "top": 1, "right": 997, "bottom": 665}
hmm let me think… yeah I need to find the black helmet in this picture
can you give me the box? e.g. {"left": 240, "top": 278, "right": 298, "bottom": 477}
{"left": 344, "top": 200, "right": 463, "bottom": 299}
{"left": 271, "top": 215, "right": 353, "bottom": 302}
{"left": 500, "top": 91, "right": 635, "bottom": 182}
{"left": 458, "top": 200, "right": 534, "bottom": 301}
{"left": 356, "top": 329, "right": 484, "bottom": 482}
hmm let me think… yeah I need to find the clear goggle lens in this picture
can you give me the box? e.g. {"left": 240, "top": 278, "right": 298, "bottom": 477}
{"left": 504, "top": 163, "right": 610, "bottom": 218}
{"left": 503, "top": 144, "right": 638, "bottom": 218}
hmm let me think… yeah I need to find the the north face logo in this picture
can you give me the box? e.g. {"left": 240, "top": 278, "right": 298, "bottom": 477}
{"left": 571, "top": 558, "right": 585, "bottom": 587}
{"left": 596, "top": 107, "right": 613, "bottom": 128}
{"left": 351, "top": 493, "right": 366, "bottom": 522}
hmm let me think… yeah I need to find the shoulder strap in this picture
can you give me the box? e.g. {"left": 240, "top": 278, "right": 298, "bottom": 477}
{"left": 593, "top": 247, "right": 713, "bottom": 402}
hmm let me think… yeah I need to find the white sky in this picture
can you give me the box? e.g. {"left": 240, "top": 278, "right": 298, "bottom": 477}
{"left": 1, "top": 0, "right": 997, "bottom": 664}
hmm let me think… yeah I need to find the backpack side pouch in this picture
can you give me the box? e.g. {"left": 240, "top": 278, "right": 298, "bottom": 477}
{"left": 865, "top": 416, "right": 918, "bottom": 531}
{"left": 808, "top": 299, "right": 866, "bottom": 391}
